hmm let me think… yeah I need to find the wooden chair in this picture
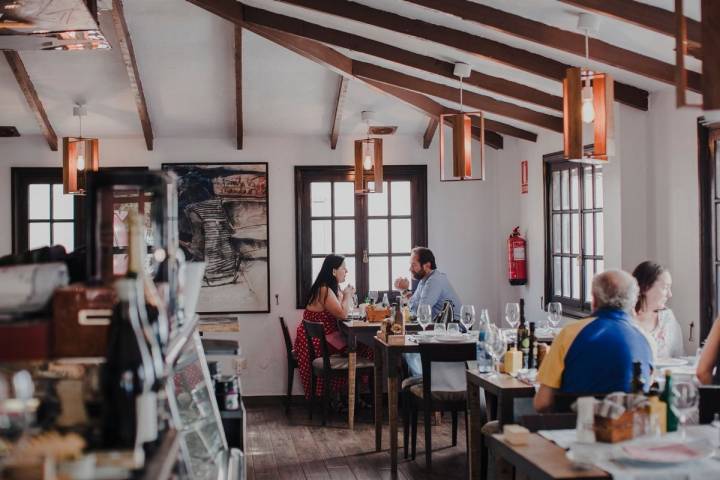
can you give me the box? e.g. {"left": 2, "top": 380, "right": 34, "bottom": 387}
{"left": 279, "top": 317, "right": 297, "bottom": 415}
{"left": 552, "top": 391, "right": 606, "bottom": 413}
{"left": 303, "top": 320, "right": 373, "bottom": 426}
{"left": 404, "top": 342, "right": 476, "bottom": 469}
{"left": 520, "top": 413, "right": 577, "bottom": 432}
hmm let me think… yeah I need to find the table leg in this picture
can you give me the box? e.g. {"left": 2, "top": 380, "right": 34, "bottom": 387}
{"left": 388, "top": 374, "right": 399, "bottom": 475}
{"left": 467, "top": 377, "right": 485, "bottom": 480}
{"left": 497, "top": 395, "right": 514, "bottom": 428}
{"left": 348, "top": 351, "right": 356, "bottom": 430}
{"left": 374, "top": 340, "right": 383, "bottom": 452}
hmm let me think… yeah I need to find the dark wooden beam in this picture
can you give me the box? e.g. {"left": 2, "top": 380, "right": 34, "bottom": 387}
{"left": 274, "top": 0, "right": 649, "bottom": 110}
{"left": 353, "top": 61, "right": 561, "bottom": 133}
{"left": 407, "top": 0, "right": 699, "bottom": 92}
{"left": 186, "top": 0, "right": 243, "bottom": 23}
{"left": 422, "top": 118, "right": 438, "bottom": 149}
{"left": 85, "top": 0, "right": 99, "bottom": 23}
{"left": 235, "top": 25, "right": 243, "bottom": 149}
{"left": 111, "top": 0, "right": 153, "bottom": 150}
{"left": 559, "top": 0, "right": 702, "bottom": 48}
{"left": 702, "top": 0, "right": 720, "bottom": 111}
{"left": 241, "top": 4, "right": 563, "bottom": 111}
{"left": 330, "top": 76, "right": 349, "bottom": 150}
{"left": 3, "top": 51, "right": 57, "bottom": 151}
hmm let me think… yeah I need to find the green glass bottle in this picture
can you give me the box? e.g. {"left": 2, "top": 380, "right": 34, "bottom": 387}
{"left": 660, "top": 370, "right": 678, "bottom": 432}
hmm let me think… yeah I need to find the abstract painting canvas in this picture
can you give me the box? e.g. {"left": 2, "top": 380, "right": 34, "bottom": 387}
{"left": 162, "top": 163, "right": 270, "bottom": 313}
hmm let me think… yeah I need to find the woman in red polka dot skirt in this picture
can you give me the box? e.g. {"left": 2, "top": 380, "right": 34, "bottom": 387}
{"left": 294, "top": 254, "right": 373, "bottom": 400}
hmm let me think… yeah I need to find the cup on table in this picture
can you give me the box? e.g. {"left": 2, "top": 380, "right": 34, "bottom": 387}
{"left": 447, "top": 323, "right": 461, "bottom": 336}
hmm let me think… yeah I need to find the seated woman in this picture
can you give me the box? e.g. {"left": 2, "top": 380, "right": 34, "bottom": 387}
{"left": 697, "top": 319, "right": 720, "bottom": 384}
{"left": 294, "top": 254, "right": 370, "bottom": 401}
{"left": 632, "top": 261, "right": 684, "bottom": 358}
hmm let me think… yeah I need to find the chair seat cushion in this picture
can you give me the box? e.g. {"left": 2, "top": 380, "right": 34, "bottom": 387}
{"left": 401, "top": 376, "right": 423, "bottom": 390}
{"left": 312, "top": 355, "right": 373, "bottom": 372}
{"left": 409, "top": 383, "right": 466, "bottom": 402}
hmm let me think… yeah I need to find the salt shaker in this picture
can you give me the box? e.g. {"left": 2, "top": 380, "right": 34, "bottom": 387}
{"left": 576, "top": 396, "right": 596, "bottom": 443}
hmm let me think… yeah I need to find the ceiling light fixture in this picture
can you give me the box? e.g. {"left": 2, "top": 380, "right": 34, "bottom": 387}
{"left": 354, "top": 110, "right": 383, "bottom": 194}
{"left": 63, "top": 103, "right": 99, "bottom": 195}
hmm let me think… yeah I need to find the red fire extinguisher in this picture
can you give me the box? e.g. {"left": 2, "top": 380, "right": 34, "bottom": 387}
{"left": 508, "top": 226, "right": 527, "bottom": 285}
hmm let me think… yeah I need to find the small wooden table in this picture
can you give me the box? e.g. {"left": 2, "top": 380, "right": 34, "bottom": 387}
{"left": 466, "top": 370, "right": 536, "bottom": 480}
{"left": 487, "top": 433, "right": 610, "bottom": 480}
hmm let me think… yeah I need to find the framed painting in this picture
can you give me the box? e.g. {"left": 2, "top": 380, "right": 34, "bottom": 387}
{"left": 162, "top": 163, "right": 270, "bottom": 313}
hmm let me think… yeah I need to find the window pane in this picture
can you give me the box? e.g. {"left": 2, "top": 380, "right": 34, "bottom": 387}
{"left": 552, "top": 171, "right": 560, "bottom": 210}
{"left": 334, "top": 219, "right": 355, "bottom": 255}
{"left": 368, "top": 219, "right": 388, "bottom": 254}
{"left": 29, "top": 222, "right": 50, "bottom": 249}
{"left": 595, "top": 212, "right": 604, "bottom": 256}
{"left": 311, "top": 220, "right": 332, "bottom": 254}
{"left": 584, "top": 213, "right": 594, "bottom": 255}
{"left": 53, "top": 223, "right": 74, "bottom": 252}
{"left": 311, "top": 182, "right": 331, "bottom": 217}
{"left": 367, "top": 182, "right": 388, "bottom": 216}
{"left": 333, "top": 182, "right": 354, "bottom": 217}
{"left": 553, "top": 214, "right": 561, "bottom": 253}
{"left": 341, "top": 256, "right": 356, "bottom": 289}
{"left": 28, "top": 184, "right": 50, "bottom": 220}
{"left": 391, "top": 218, "right": 411, "bottom": 253}
{"left": 572, "top": 255, "right": 581, "bottom": 300}
{"left": 583, "top": 167, "right": 593, "bottom": 208}
{"left": 562, "top": 214, "right": 570, "bottom": 254}
{"left": 571, "top": 213, "right": 580, "bottom": 254}
{"left": 585, "top": 259, "right": 595, "bottom": 303}
{"left": 561, "top": 169, "right": 569, "bottom": 209}
{"left": 553, "top": 257, "right": 561, "bottom": 296}
{"left": 562, "top": 257, "right": 570, "bottom": 297}
{"left": 594, "top": 168, "right": 604, "bottom": 208}
{"left": 52, "top": 184, "right": 74, "bottom": 220}
{"left": 312, "top": 257, "right": 324, "bottom": 283}
{"left": 391, "top": 256, "right": 411, "bottom": 287}
{"left": 596, "top": 259, "right": 605, "bottom": 275}
{"left": 570, "top": 168, "right": 579, "bottom": 210}
{"left": 391, "top": 181, "right": 411, "bottom": 216}
{"left": 369, "top": 256, "right": 389, "bottom": 291}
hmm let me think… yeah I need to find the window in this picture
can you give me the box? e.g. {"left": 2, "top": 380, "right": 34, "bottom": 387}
{"left": 699, "top": 122, "right": 720, "bottom": 341}
{"left": 12, "top": 168, "right": 83, "bottom": 254}
{"left": 295, "top": 165, "right": 427, "bottom": 308}
{"left": 544, "top": 152, "right": 604, "bottom": 315}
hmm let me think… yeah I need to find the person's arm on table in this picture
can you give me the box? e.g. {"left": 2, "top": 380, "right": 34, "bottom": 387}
{"left": 697, "top": 318, "right": 720, "bottom": 384}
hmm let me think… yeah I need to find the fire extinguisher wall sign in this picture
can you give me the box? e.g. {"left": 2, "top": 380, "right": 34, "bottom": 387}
{"left": 508, "top": 227, "right": 527, "bottom": 285}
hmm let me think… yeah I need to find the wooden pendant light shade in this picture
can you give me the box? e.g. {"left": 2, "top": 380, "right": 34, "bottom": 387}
{"left": 354, "top": 138, "right": 383, "bottom": 194}
{"left": 563, "top": 67, "right": 614, "bottom": 161}
{"left": 63, "top": 137, "right": 99, "bottom": 195}
{"left": 438, "top": 111, "right": 485, "bottom": 181}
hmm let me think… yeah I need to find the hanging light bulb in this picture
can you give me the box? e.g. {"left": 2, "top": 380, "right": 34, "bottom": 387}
{"left": 76, "top": 141, "right": 86, "bottom": 171}
{"left": 363, "top": 142, "right": 373, "bottom": 170}
{"left": 581, "top": 80, "right": 595, "bottom": 124}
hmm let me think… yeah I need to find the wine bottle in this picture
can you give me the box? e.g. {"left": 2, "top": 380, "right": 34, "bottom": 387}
{"left": 660, "top": 370, "right": 678, "bottom": 432}
{"left": 516, "top": 299, "right": 529, "bottom": 368}
{"left": 631, "top": 361, "right": 644, "bottom": 394}
{"left": 528, "top": 322, "right": 536, "bottom": 369}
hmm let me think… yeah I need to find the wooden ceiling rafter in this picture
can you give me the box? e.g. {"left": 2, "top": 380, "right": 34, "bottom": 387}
{"left": 422, "top": 118, "right": 438, "bottom": 149}
{"left": 407, "top": 0, "right": 700, "bottom": 92}
{"left": 273, "top": 0, "right": 649, "bottom": 110}
{"left": 330, "top": 76, "right": 349, "bottom": 150}
{"left": 111, "top": 0, "right": 154, "bottom": 151}
{"left": 240, "top": 4, "right": 563, "bottom": 112}
{"left": 3, "top": 51, "right": 58, "bottom": 151}
{"left": 235, "top": 25, "right": 243, "bottom": 150}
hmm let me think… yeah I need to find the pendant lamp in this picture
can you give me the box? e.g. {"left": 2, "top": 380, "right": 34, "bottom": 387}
{"left": 439, "top": 62, "right": 485, "bottom": 181}
{"left": 354, "top": 111, "right": 383, "bottom": 194}
{"left": 63, "top": 104, "right": 99, "bottom": 195}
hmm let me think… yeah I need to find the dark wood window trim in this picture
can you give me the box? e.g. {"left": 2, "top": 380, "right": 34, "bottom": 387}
{"left": 698, "top": 121, "right": 720, "bottom": 341}
{"left": 295, "top": 165, "right": 428, "bottom": 309}
{"left": 543, "top": 148, "right": 604, "bottom": 319}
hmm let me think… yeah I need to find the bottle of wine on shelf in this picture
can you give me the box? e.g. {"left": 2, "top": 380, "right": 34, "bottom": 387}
{"left": 516, "top": 299, "right": 529, "bottom": 368}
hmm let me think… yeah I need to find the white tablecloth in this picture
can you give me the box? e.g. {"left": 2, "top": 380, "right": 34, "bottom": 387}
{"left": 539, "top": 426, "right": 720, "bottom": 480}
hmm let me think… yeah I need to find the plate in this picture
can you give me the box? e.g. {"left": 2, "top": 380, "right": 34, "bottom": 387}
{"left": 434, "top": 334, "right": 469, "bottom": 343}
{"left": 621, "top": 439, "right": 712, "bottom": 465}
{"left": 655, "top": 358, "right": 688, "bottom": 367}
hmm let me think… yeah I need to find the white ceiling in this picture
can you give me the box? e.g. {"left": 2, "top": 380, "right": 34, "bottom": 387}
{"left": 0, "top": 0, "right": 703, "bottom": 144}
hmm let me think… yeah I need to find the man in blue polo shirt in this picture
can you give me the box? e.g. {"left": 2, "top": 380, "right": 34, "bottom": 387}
{"left": 534, "top": 269, "right": 654, "bottom": 412}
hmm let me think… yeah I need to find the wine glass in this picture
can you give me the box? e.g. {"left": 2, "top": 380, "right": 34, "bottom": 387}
{"left": 460, "top": 304, "right": 476, "bottom": 333}
{"left": 505, "top": 303, "right": 520, "bottom": 329}
{"left": 417, "top": 304, "right": 432, "bottom": 333}
{"left": 486, "top": 325, "right": 507, "bottom": 377}
{"left": 547, "top": 302, "right": 563, "bottom": 329}
{"left": 671, "top": 381, "right": 699, "bottom": 438}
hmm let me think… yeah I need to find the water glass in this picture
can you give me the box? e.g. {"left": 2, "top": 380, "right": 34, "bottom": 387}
{"left": 671, "top": 381, "right": 699, "bottom": 438}
{"left": 505, "top": 303, "right": 520, "bottom": 329}
{"left": 447, "top": 323, "right": 461, "bottom": 336}
{"left": 417, "top": 304, "right": 432, "bottom": 332}
{"left": 547, "top": 302, "right": 563, "bottom": 328}
{"left": 460, "top": 304, "right": 476, "bottom": 332}
{"left": 479, "top": 308, "right": 490, "bottom": 327}
{"left": 433, "top": 321, "right": 446, "bottom": 334}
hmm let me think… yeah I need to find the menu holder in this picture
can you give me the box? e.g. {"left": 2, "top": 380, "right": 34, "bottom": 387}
{"left": 594, "top": 410, "right": 634, "bottom": 443}
{"left": 366, "top": 306, "right": 391, "bottom": 322}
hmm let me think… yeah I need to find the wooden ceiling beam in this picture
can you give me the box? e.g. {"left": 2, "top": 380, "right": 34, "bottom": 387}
{"left": 111, "top": 0, "right": 154, "bottom": 150}
{"left": 3, "top": 51, "right": 58, "bottom": 151}
{"left": 274, "top": 0, "right": 649, "bottom": 110}
{"left": 422, "top": 118, "right": 438, "bottom": 149}
{"left": 353, "top": 61, "right": 561, "bottom": 134}
{"left": 330, "top": 76, "right": 349, "bottom": 150}
{"left": 407, "top": 0, "right": 699, "bottom": 92}
{"left": 235, "top": 25, "right": 243, "bottom": 150}
{"left": 241, "top": 4, "right": 563, "bottom": 111}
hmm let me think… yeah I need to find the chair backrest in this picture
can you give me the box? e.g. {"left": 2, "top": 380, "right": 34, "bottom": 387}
{"left": 279, "top": 316, "right": 293, "bottom": 359}
{"left": 520, "top": 413, "right": 577, "bottom": 432}
{"left": 303, "top": 320, "right": 331, "bottom": 371}
{"left": 419, "top": 342, "right": 476, "bottom": 408}
{"left": 552, "top": 391, "right": 606, "bottom": 413}
{"left": 699, "top": 385, "right": 720, "bottom": 424}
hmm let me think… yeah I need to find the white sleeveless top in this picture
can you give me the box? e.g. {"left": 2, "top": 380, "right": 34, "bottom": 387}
{"left": 646, "top": 309, "right": 684, "bottom": 359}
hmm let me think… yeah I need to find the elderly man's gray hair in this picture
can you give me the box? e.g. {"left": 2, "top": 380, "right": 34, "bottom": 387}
{"left": 591, "top": 270, "right": 639, "bottom": 312}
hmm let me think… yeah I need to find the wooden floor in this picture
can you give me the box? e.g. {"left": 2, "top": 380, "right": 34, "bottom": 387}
{"left": 245, "top": 404, "right": 468, "bottom": 480}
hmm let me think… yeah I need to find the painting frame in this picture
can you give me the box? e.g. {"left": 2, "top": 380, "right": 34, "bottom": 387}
{"left": 162, "top": 162, "right": 270, "bottom": 314}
